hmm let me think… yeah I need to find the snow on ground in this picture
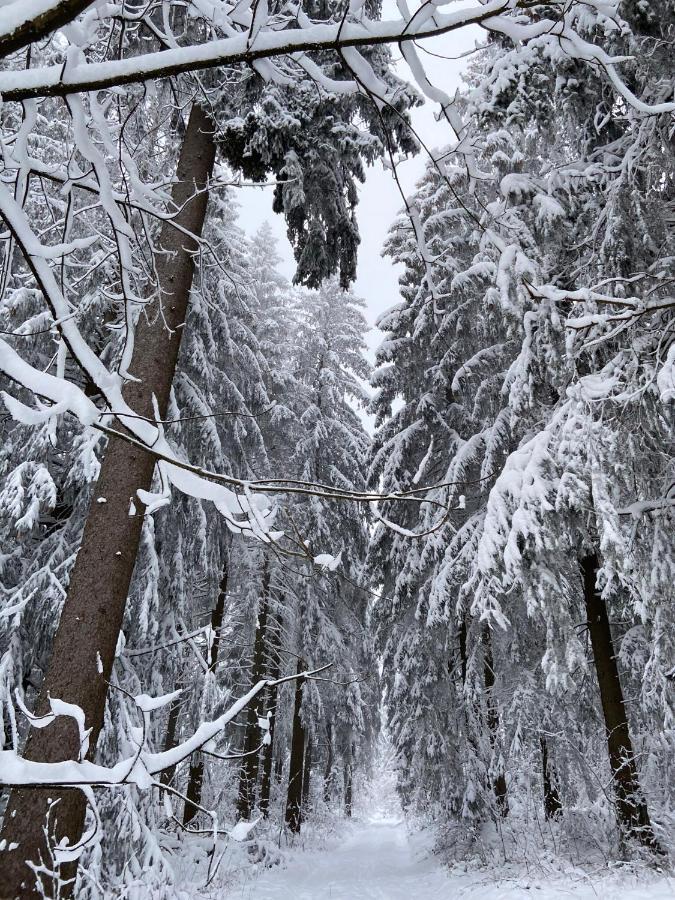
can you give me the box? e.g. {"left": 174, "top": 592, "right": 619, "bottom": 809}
{"left": 231, "top": 810, "right": 675, "bottom": 900}
{"left": 224, "top": 757, "right": 675, "bottom": 900}
{"left": 233, "top": 814, "right": 452, "bottom": 899}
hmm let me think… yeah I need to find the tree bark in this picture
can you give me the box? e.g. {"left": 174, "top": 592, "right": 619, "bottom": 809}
{"left": 285, "top": 660, "right": 306, "bottom": 833}
{"left": 581, "top": 554, "right": 659, "bottom": 850}
{"left": 182, "top": 549, "right": 231, "bottom": 826}
{"left": 207, "top": 552, "right": 231, "bottom": 672}
{"left": 301, "top": 733, "right": 313, "bottom": 816}
{"left": 344, "top": 743, "right": 353, "bottom": 818}
{"left": 0, "top": 103, "right": 216, "bottom": 900}
{"left": 274, "top": 748, "right": 284, "bottom": 784}
{"left": 235, "top": 567, "right": 270, "bottom": 821}
{"left": 323, "top": 722, "right": 334, "bottom": 804}
{"left": 483, "top": 625, "right": 509, "bottom": 818}
{"left": 159, "top": 693, "right": 182, "bottom": 789}
{"left": 181, "top": 757, "right": 205, "bottom": 828}
{"left": 258, "top": 695, "right": 277, "bottom": 818}
{"left": 259, "top": 611, "right": 281, "bottom": 818}
{"left": 540, "top": 735, "right": 562, "bottom": 820}
{"left": 458, "top": 617, "right": 468, "bottom": 687}
{"left": 0, "top": 0, "right": 99, "bottom": 60}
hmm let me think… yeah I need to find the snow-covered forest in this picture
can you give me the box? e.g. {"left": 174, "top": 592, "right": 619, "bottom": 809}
{"left": 0, "top": 0, "right": 673, "bottom": 897}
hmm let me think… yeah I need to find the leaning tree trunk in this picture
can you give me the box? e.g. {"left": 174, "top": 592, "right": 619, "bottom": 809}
{"left": 235, "top": 568, "right": 271, "bottom": 821}
{"left": 483, "top": 625, "right": 509, "bottom": 817}
{"left": 0, "top": 104, "right": 216, "bottom": 900}
{"left": 182, "top": 549, "right": 231, "bottom": 826}
{"left": 581, "top": 554, "right": 659, "bottom": 850}
{"left": 540, "top": 735, "right": 562, "bottom": 820}
{"left": 285, "top": 660, "right": 306, "bottom": 833}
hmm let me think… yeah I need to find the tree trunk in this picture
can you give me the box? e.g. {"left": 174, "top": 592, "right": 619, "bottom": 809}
{"left": 0, "top": 104, "right": 216, "bottom": 900}
{"left": 258, "top": 693, "right": 277, "bottom": 818}
{"left": 458, "top": 617, "right": 468, "bottom": 687}
{"left": 259, "top": 611, "right": 281, "bottom": 818}
{"left": 301, "top": 733, "right": 313, "bottom": 817}
{"left": 159, "top": 693, "right": 182, "bottom": 789}
{"left": 324, "top": 722, "right": 334, "bottom": 804}
{"left": 540, "top": 735, "right": 562, "bottom": 820}
{"left": 344, "top": 743, "right": 353, "bottom": 818}
{"left": 207, "top": 551, "right": 231, "bottom": 672}
{"left": 274, "top": 749, "right": 284, "bottom": 784}
{"left": 182, "top": 549, "right": 230, "bottom": 827}
{"left": 235, "top": 568, "right": 270, "bottom": 821}
{"left": 182, "top": 758, "right": 205, "bottom": 828}
{"left": 483, "top": 625, "right": 509, "bottom": 818}
{"left": 581, "top": 554, "right": 659, "bottom": 850}
{"left": 285, "top": 660, "right": 306, "bottom": 834}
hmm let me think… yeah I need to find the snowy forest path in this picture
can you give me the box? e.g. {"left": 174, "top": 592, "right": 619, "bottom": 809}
{"left": 232, "top": 811, "right": 675, "bottom": 900}
{"left": 234, "top": 815, "right": 456, "bottom": 899}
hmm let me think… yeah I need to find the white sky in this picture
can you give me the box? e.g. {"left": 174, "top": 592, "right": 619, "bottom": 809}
{"left": 235, "top": 10, "right": 480, "bottom": 420}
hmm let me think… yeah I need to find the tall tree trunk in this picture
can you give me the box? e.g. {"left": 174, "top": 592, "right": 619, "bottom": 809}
{"left": 274, "top": 748, "right": 284, "bottom": 784}
{"left": 285, "top": 659, "right": 306, "bottom": 834}
{"left": 540, "top": 735, "right": 562, "bottom": 820}
{"left": 207, "top": 551, "right": 231, "bottom": 672}
{"left": 344, "top": 743, "right": 353, "bottom": 818}
{"left": 581, "top": 554, "right": 659, "bottom": 850}
{"left": 458, "top": 616, "right": 468, "bottom": 687}
{"left": 259, "top": 611, "right": 281, "bottom": 818}
{"left": 159, "top": 693, "right": 182, "bottom": 789}
{"left": 483, "top": 626, "right": 509, "bottom": 818}
{"left": 235, "top": 567, "right": 270, "bottom": 821}
{"left": 258, "top": 691, "right": 277, "bottom": 818}
{"left": 181, "top": 758, "right": 205, "bottom": 828}
{"left": 301, "top": 733, "right": 313, "bottom": 817}
{"left": 182, "top": 549, "right": 231, "bottom": 827}
{"left": 324, "top": 722, "right": 334, "bottom": 804}
{"left": 0, "top": 103, "right": 216, "bottom": 900}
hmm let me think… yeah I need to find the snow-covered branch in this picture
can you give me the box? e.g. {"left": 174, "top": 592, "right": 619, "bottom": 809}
{"left": 0, "top": 663, "right": 332, "bottom": 788}
{"left": 0, "top": 0, "right": 669, "bottom": 122}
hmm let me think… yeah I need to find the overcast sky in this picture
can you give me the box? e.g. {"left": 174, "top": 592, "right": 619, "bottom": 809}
{"left": 235, "top": 10, "right": 480, "bottom": 385}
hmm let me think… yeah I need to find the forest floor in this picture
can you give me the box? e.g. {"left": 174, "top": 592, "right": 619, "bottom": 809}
{"left": 231, "top": 814, "right": 452, "bottom": 899}
{"left": 224, "top": 771, "right": 675, "bottom": 900}
{"left": 229, "top": 813, "right": 675, "bottom": 900}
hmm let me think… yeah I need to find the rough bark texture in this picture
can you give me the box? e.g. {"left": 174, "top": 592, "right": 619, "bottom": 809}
{"left": 182, "top": 550, "right": 230, "bottom": 826}
{"left": 540, "top": 736, "right": 562, "bottom": 820}
{"left": 0, "top": 104, "right": 216, "bottom": 900}
{"left": 581, "top": 554, "right": 659, "bottom": 850}
{"left": 236, "top": 568, "right": 270, "bottom": 821}
{"left": 285, "top": 660, "right": 306, "bottom": 833}
{"left": 483, "top": 626, "right": 509, "bottom": 818}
